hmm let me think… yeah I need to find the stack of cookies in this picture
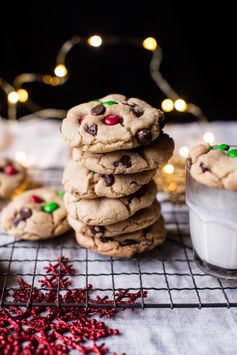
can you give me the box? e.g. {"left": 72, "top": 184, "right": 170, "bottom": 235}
{"left": 61, "top": 94, "right": 174, "bottom": 258}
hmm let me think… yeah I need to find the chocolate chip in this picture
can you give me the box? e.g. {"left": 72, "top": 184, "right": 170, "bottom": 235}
{"left": 90, "top": 104, "right": 105, "bottom": 116}
{"left": 84, "top": 124, "right": 98, "bottom": 136}
{"left": 136, "top": 129, "right": 152, "bottom": 146}
{"left": 13, "top": 207, "right": 32, "bottom": 226}
{"left": 114, "top": 155, "right": 132, "bottom": 168}
{"left": 0, "top": 166, "right": 3, "bottom": 172}
{"left": 13, "top": 216, "right": 23, "bottom": 226}
{"left": 186, "top": 157, "right": 192, "bottom": 169}
{"left": 123, "top": 101, "right": 144, "bottom": 117}
{"left": 159, "top": 112, "right": 166, "bottom": 129}
{"left": 200, "top": 162, "right": 209, "bottom": 173}
{"left": 122, "top": 101, "right": 136, "bottom": 107}
{"left": 132, "top": 107, "right": 144, "bottom": 117}
{"left": 19, "top": 207, "right": 32, "bottom": 219}
{"left": 90, "top": 226, "right": 105, "bottom": 236}
{"left": 120, "top": 239, "right": 137, "bottom": 246}
{"left": 102, "top": 174, "right": 114, "bottom": 186}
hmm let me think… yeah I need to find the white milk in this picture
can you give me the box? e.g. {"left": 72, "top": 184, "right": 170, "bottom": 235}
{"left": 186, "top": 169, "right": 237, "bottom": 276}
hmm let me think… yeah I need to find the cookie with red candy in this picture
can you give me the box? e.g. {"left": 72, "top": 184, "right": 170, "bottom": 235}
{"left": 61, "top": 93, "right": 165, "bottom": 153}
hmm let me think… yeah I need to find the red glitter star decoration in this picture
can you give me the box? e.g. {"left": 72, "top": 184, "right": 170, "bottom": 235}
{"left": 0, "top": 256, "right": 147, "bottom": 354}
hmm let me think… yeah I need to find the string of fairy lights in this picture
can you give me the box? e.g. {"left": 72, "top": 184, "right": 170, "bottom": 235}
{"left": 0, "top": 34, "right": 216, "bottom": 172}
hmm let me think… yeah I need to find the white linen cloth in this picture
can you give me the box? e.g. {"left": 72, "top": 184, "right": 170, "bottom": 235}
{"left": 0, "top": 117, "right": 237, "bottom": 355}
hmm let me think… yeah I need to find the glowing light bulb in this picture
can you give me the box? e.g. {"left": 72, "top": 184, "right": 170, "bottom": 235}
{"left": 142, "top": 37, "right": 158, "bottom": 51}
{"left": 17, "top": 89, "right": 28, "bottom": 103}
{"left": 42, "top": 75, "right": 52, "bottom": 84}
{"left": 203, "top": 132, "right": 215, "bottom": 144}
{"left": 162, "top": 164, "right": 174, "bottom": 174}
{"left": 179, "top": 146, "right": 189, "bottom": 158}
{"left": 8, "top": 91, "right": 19, "bottom": 104}
{"left": 54, "top": 64, "right": 68, "bottom": 78}
{"left": 161, "top": 99, "right": 174, "bottom": 112}
{"left": 50, "top": 77, "right": 61, "bottom": 86}
{"left": 174, "top": 99, "right": 188, "bottom": 112}
{"left": 15, "top": 151, "right": 26, "bottom": 164}
{"left": 168, "top": 182, "right": 177, "bottom": 191}
{"left": 88, "top": 35, "right": 102, "bottom": 47}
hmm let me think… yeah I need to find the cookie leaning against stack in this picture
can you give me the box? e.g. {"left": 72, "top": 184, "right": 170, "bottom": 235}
{"left": 61, "top": 93, "right": 174, "bottom": 258}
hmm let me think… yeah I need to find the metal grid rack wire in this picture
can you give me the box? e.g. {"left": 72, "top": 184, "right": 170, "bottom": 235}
{"left": 0, "top": 168, "right": 237, "bottom": 309}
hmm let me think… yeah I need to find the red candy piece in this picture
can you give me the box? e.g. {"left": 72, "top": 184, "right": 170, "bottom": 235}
{"left": 79, "top": 116, "right": 86, "bottom": 124}
{"left": 4, "top": 165, "right": 18, "bottom": 175}
{"left": 30, "top": 195, "right": 45, "bottom": 203}
{"left": 103, "top": 115, "right": 123, "bottom": 126}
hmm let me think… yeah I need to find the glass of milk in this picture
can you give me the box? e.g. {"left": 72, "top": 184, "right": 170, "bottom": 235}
{"left": 186, "top": 166, "right": 237, "bottom": 279}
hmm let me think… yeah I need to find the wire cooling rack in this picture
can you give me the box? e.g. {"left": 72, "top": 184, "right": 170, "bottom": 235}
{"left": 0, "top": 168, "right": 237, "bottom": 309}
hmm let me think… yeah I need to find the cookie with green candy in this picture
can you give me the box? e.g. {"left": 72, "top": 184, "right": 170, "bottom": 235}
{"left": 1, "top": 187, "right": 70, "bottom": 240}
{"left": 61, "top": 93, "right": 165, "bottom": 153}
{"left": 187, "top": 143, "right": 237, "bottom": 191}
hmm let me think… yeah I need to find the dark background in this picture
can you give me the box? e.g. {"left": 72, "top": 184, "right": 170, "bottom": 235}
{"left": 0, "top": 2, "right": 236, "bottom": 121}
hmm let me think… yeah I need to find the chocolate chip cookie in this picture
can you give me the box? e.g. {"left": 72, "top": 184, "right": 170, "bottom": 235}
{"left": 63, "top": 160, "right": 155, "bottom": 199}
{"left": 61, "top": 93, "right": 165, "bottom": 153}
{"left": 64, "top": 180, "right": 157, "bottom": 225}
{"left": 68, "top": 200, "right": 161, "bottom": 237}
{"left": 188, "top": 143, "right": 237, "bottom": 191}
{"left": 75, "top": 217, "right": 166, "bottom": 258}
{"left": 72, "top": 133, "right": 174, "bottom": 174}
{"left": 0, "top": 158, "right": 27, "bottom": 200}
{"left": 1, "top": 187, "right": 70, "bottom": 240}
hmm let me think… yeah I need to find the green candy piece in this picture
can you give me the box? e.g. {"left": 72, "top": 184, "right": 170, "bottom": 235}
{"left": 213, "top": 144, "right": 230, "bottom": 151}
{"left": 90, "top": 99, "right": 101, "bottom": 102}
{"left": 102, "top": 101, "right": 119, "bottom": 106}
{"left": 42, "top": 202, "right": 59, "bottom": 213}
{"left": 57, "top": 191, "right": 65, "bottom": 197}
{"left": 227, "top": 149, "right": 237, "bottom": 157}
